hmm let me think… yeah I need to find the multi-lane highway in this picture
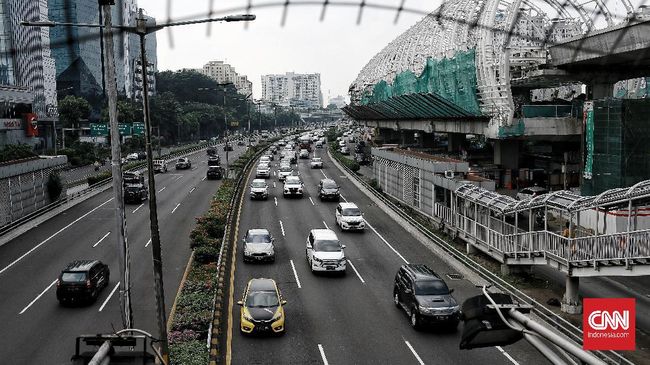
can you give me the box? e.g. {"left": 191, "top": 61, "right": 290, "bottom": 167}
{"left": 226, "top": 145, "right": 547, "bottom": 364}
{"left": 0, "top": 143, "right": 246, "bottom": 364}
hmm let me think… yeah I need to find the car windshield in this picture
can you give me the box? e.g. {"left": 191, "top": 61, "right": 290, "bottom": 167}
{"left": 245, "top": 290, "right": 279, "bottom": 307}
{"left": 61, "top": 272, "right": 86, "bottom": 282}
{"left": 312, "top": 158, "right": 322, "bottom": 162}
{"left": 414, "top": 280, "right": 449, "bottom": 295}
{"left": 285, "top": 177, "right": 300, "bottom": 184}
{"left": 342, "top": 208, "right": 361, "bottom": 216}
{"left": 313, "top": 239, "right": 341, "bottom": 252}
{"left": 257, "top": 164, "right": 269, "bottom": 170}
{"left": 280, "top": 166, "right": 292, "bottom": 172}
{"left": 247, "top": 232, "right": 271, "bottom": 243}
{"left": 322, "top": 181, "right": 337, "bottom": 189}
{"left": 177, "top": 159, "right": 185, "bottom": 163}
{"left": 252, "top": 181, "right": 266, "bottom": 188}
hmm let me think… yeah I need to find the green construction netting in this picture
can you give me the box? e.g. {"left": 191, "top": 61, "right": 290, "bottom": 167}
{"left": 362, "top": 50, "right": 481, "bottom": 115}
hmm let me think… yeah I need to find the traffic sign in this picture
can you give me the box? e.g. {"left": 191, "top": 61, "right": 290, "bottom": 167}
{"left": 118, "top": 124, "right": 132, "bottom": 136}
{"left": 229, "top": 121, "right": 239, "bottom": 127}
{"left": 133, "top": 122, "right": 145, "bottom": 136}
{"left": 90, "top": 123, "right": 109, "bottom": 136}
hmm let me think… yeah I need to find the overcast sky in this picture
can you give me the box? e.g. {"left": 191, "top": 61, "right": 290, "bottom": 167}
{"left": 138, "top": 0, "right": 435, "bottom": 104}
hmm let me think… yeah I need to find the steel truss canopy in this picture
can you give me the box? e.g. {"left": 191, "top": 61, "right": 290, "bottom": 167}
{"left": 455, "top": 179, "right": 650, "bottom": 215}
{"left": 342, "top": 92, "right": 481, "bottom": 121}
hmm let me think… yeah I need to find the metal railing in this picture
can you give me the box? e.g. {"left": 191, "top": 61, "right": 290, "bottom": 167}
{"left": 329, "top": 149, "right": 630, "bottom": 365}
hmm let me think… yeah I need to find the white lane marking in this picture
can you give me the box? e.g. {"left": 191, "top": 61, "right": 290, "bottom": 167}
{"left": 99, "top": 282, "right": 121, "bottom": 312}
{"left": 274, "top": 197, "right": 278, "bottom": 207}
{"left": 19, "top": 279, "right": 57, "bottom": 314}
{"left": 171, "top": 203, "right": 181, "bottom": 214}
{"left": 347, "top": 260, "right": 366, "bottom": 284}
{"left": 318, "top": 344, "right": 329, "bottom": 365}
{"left": 132, "top": 203, "right": 144, "bottom": 213}
{"left": 145, "top": 238, "right": 152, "bottom": 248}
{"left": 0, "top": 198, "right": 114, "bottom": 276}
{"left": 290, "top": 260, "right": 302, "bottom": 288}
{"left": 496, "top": 346, "right": 519, "bottom": 365}
{"left": 340, "top": 194, "right": 349, "bottom": 202}
{"left": 323, "top": 221, "right": 329, "bottom": 229}
{"left": 202, "top": 176, "right": 207, "bottom": 181}
{"left": 366, "top": 222, "right": 409, "bottom": 264}
{"left": 174, "top": 175, "right": 183, "bottom": 181}
{"left": 320, "top": 170, "right": 328, "bottom": 179}
{"left": 279, "top": 220, "right": 285, "bottom": 237}
{"left": 93, "top": 231, "right": 111, "bottom": 248}
{"left": 191, "top": 167, "right": 198, "bottom": 171}
{"left": 404, "top": 340, "right": 425, "bottom": 365}
{"left": 158, "top": 186, "right": 166, "bottom": 193}
{"left": 309, "top": 197, "right": 315, "bottom": 206}
{"left": 273, "top": 182, "right": 276, "bottom": 188}
{"left": 189, "top": 187, "right": 196, "bottom": 194}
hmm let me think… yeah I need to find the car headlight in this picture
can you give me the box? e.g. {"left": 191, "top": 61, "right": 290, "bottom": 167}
{"left": 243, "top": 309, "right": 254, "bottom": 321}
{"left": 338, "top": 258, "right": 346, "bottom": 264}
{"left": 418, "top": 305, "right": 432, "bottom": 314}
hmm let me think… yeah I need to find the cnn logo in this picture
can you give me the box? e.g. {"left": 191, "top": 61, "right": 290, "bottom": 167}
{"left": 583, "top": 298, "right": 635, "bottom": 351}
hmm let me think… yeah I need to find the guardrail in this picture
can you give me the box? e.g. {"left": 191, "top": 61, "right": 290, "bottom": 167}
{"left": 0, "top": 141, "right": 224, "bottom": 238}
{"left": 328, "top": 149, "right": 631, "bottom": 365}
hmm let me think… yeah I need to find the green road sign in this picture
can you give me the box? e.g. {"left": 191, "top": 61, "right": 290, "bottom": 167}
{"left": 118, "top": 124, "right": 132, "bottom": 136}
{"left": 90, "top": 123, "right": 109, "bottom": 136}
{"left": 229, "top": 120, "right": 239, "bottom": 127}
{"left": 133, "top": 122, "right": 145, "bottom": 136}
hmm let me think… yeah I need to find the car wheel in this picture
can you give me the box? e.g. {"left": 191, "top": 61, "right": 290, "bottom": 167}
{"left": 411, "top": 310, "right": 421, "bottom": 330}
{"left": 393, "top": 290, "right": 400, "bottom": 307}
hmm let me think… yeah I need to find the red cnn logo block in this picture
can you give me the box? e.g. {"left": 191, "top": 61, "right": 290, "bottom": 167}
{"left": 583, "top": 298, "right": 635, "bottom": 351}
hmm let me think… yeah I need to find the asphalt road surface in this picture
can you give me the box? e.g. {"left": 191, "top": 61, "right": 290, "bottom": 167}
{"left": 0, "top": 142, "right": 246, "bottom": 364}
{"left": 226, "top": 146, "right": 548, "bottom": 365}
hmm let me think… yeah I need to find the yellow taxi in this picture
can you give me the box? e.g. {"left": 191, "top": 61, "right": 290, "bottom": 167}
{"left": 238, "top": 278, "right": 286, "bottom": 335}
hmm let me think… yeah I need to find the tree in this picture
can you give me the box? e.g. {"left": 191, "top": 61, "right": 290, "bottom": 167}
{"left": 58, "top": 95, "right": 91, "bottom": 128}
{"left": 100, "top": 99, "right": 143, "bottom": 123}
{"left": 150, "top": 92, "right": 182, "bottom": 144}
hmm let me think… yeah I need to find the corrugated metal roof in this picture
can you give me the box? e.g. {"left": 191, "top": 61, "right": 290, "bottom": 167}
{"left": 342, "top": 92, "right": 482, "bottom": 121}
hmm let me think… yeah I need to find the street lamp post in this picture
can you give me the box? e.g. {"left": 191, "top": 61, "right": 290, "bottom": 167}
{"left": 22, "top": 9, "right": 256, "bottom": 364}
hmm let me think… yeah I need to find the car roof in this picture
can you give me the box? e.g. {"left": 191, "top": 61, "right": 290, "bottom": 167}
{"left": 312, "top": 157, "right": 321, "bottom": 160}
{"left": 248, "top": 278, "right": 277, "bottom": 292}
{"left": 247, "top": 228, "right": 270, "bottom": 235}
{"left": 310, "top": 229, "right": 338, "bottom": 240}
{"left": 320, "top": 178, "right": 336, "bottom": 184}
{"left": 63, "top": 260, "right": 101, "bottom": 272}
{"left": 401, "top": 264, "right": 441, "bottom": 280}
{"left": 339, "top": 202, "right": 358, "bottom": 209}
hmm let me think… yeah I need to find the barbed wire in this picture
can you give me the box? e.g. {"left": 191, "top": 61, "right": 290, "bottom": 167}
{"left": 6, "top": 0, "right": 650, "bottom": 78}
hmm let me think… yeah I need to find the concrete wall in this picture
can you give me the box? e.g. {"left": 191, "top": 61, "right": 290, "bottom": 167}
{"left": 0, "top": 155, "right": 68, "bottom": 226}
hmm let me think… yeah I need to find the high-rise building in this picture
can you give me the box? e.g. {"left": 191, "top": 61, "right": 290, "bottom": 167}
{"left": 261, "top": 72, "right": 322, "bottom": 109}
{"left": 328, "top": 95, "right": 347, "bottom": 108}
{"left": 201, "top": 60, "right": 252, "bottom": 95}
{"left": 5, "top": 0, "right": 58, "bottom": 117}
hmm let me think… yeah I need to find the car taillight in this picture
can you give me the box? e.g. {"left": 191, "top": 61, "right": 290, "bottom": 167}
{"left": 56, "top": 279, "right": 61, "bottom": 288}
{"left": 86, "top": 279, "right": 92, "bottom": 288}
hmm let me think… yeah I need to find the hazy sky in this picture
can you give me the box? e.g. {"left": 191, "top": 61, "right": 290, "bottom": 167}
{"left": 138, "top": 0, "right": 435, "bottom": 103}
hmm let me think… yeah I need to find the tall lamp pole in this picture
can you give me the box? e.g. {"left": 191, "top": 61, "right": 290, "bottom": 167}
{"left": 23, "top": 10, "right": 256, "bottom": 364}
{"left": 216, "top": 83, "right": 234, "bottom": 172}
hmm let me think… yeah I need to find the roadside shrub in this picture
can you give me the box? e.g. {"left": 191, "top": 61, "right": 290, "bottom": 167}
{"left": 194, "top": 245, "right": 219, "bottom": 264}
{"left": 0, "top": 144, "right": 37, "bottom": 163}
{"left": 169, "top": 340, "right": 207, "bottom": 365}
{"left": 168, "top": 329, "right": 200, "bottom": 345}
{"left": 87, "top": 170, "right": 111, "bottom": 185}
{"left": 47, "top": 172, "right": 63, "bottom": 201}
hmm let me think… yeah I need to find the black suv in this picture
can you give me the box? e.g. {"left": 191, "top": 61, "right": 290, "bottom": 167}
{"left": 318, "top": 179, "right": 340, "bottom": 201}
{"left": 206, "top": 166, "right": 223, "bottom": 180}
{"left": 56, "top": 260, "right": 110, "bottom": 304}
{"left": 393, "top": 264, "right": 460, "bottom": 330}
{"left": 124, "top": 183, "right": 148, "bottom": 203}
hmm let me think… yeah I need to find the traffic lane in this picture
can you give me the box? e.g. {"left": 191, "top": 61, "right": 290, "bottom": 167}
{"left": 231, "top": 166, "right": 322, "bottom": 364}
{"left": 296, "top": 159, "right": 517, "bottom": 365}
{"left": 310, "top": 152, "right": 547, "bottom": 365}
{"left": 0, "top": 150, "right": 222, "bottom": 363}
{"left": 233, "top": 168, "right": 419, "bottom": 365}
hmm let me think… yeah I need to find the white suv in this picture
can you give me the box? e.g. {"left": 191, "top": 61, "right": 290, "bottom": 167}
{"left": 256, "top": 163, "right": 271, "bottom": 178}
{"left": 283, "top": 176, "right": 303, "bottom": 197}
{"left": 306, "top": 229, "right": 346, "bottom": 273}
{"left": 249, "top": 179, "right": 269, "bottom": 200}
{"left": 335, "top": 202, "right": 365, "bottom": 231}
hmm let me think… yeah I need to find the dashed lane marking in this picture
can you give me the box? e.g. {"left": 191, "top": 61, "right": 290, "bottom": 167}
{"left": 171, "top": 203, "right": 181, "bottom": 214}
{"left": 366, "top": 222, "right": 409, "bottom": 264}
{"left": 323, "top": 221, "right": 329, "bottom": 229}
{"left": 318, "top": 344, "right": 329, "bottom": 365}
{"left": 496, "top": 346, "right": 519, "bottom": 365}
{"left": 290, "top": 260, "right": 302, "bottom": 289}
{"left": 132, "top": 203, "right": 144, "bottom": 213}
{"left": 404, "top": 340, "right": 425, "bottom": 365}
{"left": 279, "top": 220, "right": 285, "bottom": 236}
{"left": 19, "top": 279, "right": 57, "bottom": 314}
{"left": 93, "top": 232, "right": 111, "bottom": 248}
{"left": 158, "top": 186, "right": 166, "bottom": 193}
{"left": 99, "top": 282, "right": 121, "bottom": 312}
{"left": 348, "top": 260, "right": 366, "bottom": 284}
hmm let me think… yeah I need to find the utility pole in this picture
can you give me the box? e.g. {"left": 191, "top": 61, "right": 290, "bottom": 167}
{"left": 136, "top": 8, "right": 169, "bottom": 362}
{"left": 100, "top": 0, "right": 133, "bottom": 329}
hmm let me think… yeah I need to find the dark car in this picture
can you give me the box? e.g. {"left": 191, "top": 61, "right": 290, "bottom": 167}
{"left": 207, "top": 146, "right": 218, "bottom": 157}
{"left": 124, "top": 183, "right": 148, "bottom": 203}
{"left": 208, "top": 156, "right": 221, "bottom": 166}
{"left": 393, "top": 264, "right": 460, "bottom": 330}
{"left": 56, "top": 260, "right": 110, "bottom": 304}
{"left": 206, "top": 166, "right": 223, "bottom": 180}
{"left": 318, "top": 178, "right": 340, "bottom": 201}
{"left": 237, "top": 140, "right": 246, "bottom": 146}
{"left": 123, "top": 171, "right": 144, "bottom": 186}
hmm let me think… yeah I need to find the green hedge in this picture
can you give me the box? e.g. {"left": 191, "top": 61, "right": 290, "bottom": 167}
{"left": 329, "top": 141, "right": 360, "bottom": 173}
{"left": 0, "top": 144, "right": 37, "bottom": 163}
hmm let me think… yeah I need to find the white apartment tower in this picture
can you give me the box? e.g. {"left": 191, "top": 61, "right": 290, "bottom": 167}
{"left": 202, "top": 60, "right": 252, "bottom": 96}
{"left": 261, "top": 72, "right": 322, "bottom": 109}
